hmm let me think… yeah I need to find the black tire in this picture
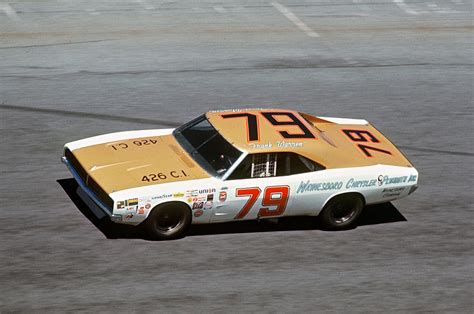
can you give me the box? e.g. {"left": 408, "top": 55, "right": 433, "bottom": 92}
{"left": 319, "top": 194, "right": 364, "bottom": 230}
{"left": 143, "top": 202, "right": 191, "bottom": 240}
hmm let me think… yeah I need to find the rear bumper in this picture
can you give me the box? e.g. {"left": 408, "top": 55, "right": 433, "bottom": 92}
{"left": 62, "top": 156, "right": 119, "bottom": 220}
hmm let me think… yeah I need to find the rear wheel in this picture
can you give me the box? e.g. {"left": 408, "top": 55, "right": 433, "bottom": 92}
{"left": 319, "top": 194, "right": 364, "bottom": 230}
{"left": 143, "top": 202, "right": 191, "bottom": 240}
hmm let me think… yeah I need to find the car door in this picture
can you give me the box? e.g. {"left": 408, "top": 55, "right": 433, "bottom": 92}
{"left": 212, "top": 151, "right": 332, "bottom": 221}
{"left": 212, "top": 178, "right": 292, "bottom": 222}
{"left": 211, "top": 153, "right": 295, "bottom": 222}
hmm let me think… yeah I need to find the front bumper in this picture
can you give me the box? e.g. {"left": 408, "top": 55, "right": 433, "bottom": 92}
{"left": 62, "top": 156, "right": 119, "bottom": 221}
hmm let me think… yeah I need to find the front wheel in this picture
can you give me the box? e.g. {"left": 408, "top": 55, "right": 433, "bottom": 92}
{"left": 143, "top": 202, "right": 191, "bottom": 240}
{"left": 319, "top": 194, "right": 364, "bottom": 230}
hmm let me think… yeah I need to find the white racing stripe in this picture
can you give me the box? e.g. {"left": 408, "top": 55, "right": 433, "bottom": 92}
{"left": 65, "top": 128, "right": 175, "bottom": 151}
{"left": 318, "top": 116, "right": 368, "bottom": 125}
{"left": 271, "top": 2, "right": 320, "bottom": 38}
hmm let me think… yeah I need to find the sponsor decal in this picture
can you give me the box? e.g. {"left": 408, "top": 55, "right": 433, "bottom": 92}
{"left": 137, "top": 207, "right": 145, "bottom": 215}
{"left": 207, "top": 194, "right": 214, "bottom": 201}
{"left": 382, "top": 187, "right": 406, "bottom": 198}
{"left": 117, "top": 201, "right": 125, "bottom": 209}
{"left": 194, "top": 209, "right": 204, "bottom": 217}
{"left": 378, "top": 175, "right": 409, "bottom": 186}
{"left": 377, "top": 175, "right": 384, "bottom": 186}
{"left": 127, "top": 198, "right": 139, "bottom": 206}
{"left": 125, "top": 213, "right": 134, "bottom": 219}
{"left": 127, "top": 206, "right": 136, "bottom": 211}
{"left": 346, "top": 178, "right": 377, "bottom": 189}
{"left": 199, "top": 188, "right": 216, "bottom": 194}
{"left": 219, "top": 191, "right": 227, "bottom": 202}
{"left": 408, "top": 175, "right": 417, "bottom": 182}
{"left": 204, "top": 201, "right": 213, "bottom": 209}
{"left": 221, "top": 186, "right": 228, "bottom": 190}
{"left": 192, "top": 202, "right": 204, "bottom": 210}
{"left": 186, "top": 190, "right": 199, "bottom": 197}
{"left": 152, "top": 194, "right": 172, "bottom": 200}
{"left": 145, "top": 203, "right": 151, "bottom": 210}
{"left": 296, "top": 180, "right": 343, "bottom": 193}
{"left": 173, "top": 192, "right": 185, "bottom": 198}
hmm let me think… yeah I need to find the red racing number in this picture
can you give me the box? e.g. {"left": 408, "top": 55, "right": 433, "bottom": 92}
{"left": 234, "top": 186, "right": 290, "bottom": 219}
{"left": 234, "top": 187, "right": 261, "bottom": 219}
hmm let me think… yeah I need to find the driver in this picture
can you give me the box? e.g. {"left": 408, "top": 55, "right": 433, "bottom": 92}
{"left": 215, "top": 154, "right": 231, "bottom": 174}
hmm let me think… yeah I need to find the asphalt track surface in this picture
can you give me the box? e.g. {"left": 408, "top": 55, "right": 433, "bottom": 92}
{"left": 1, "top": 0, "right": 473, "bottom": 312}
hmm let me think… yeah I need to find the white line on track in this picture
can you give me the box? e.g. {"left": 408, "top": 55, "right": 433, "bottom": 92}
{"left": 427, "top": 2, "right": 460, "bottom": 13}
{"left": 393, "top": 0, "right": 419, "bottom": 15}
{"left": 352, "top": 0, "right": 373, "bottom": 12}
{"left": 213, "top": 6, "right": 227, "bottom": 13}
{"left": 133, "top": 0, "right": 155, "bottom": 10}
{"left": 271, "top": 2, "right": 320, "bottom": 38}
{"left": 85, "top": 8, "right": 101, "bottom": 15}
{"left": 0, "top": 2, "right": 20, "bottom": 21}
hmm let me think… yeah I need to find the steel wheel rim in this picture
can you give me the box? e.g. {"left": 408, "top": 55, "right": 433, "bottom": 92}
{"left": 155, "top": 207, "right": 185, "bottom": 232}
{"left": 330, "top": 200, "right": 356, "bottom": 224}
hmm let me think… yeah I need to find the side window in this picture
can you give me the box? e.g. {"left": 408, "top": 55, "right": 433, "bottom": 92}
{"left": 227, "top": 153, "right": 277, "bottom": 180}
{"left": 227, "top": 152, "right": 323, "bottom": 180}
{"left": 276, "top": 152, "right": 325, "bottom": 176}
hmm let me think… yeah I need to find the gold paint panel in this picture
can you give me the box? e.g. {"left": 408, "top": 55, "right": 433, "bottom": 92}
{"left": 70, "top": 134, "right": 209, "bottom": 194}
{"left": 207, "top": 109, "right": 412, "bottom": 169}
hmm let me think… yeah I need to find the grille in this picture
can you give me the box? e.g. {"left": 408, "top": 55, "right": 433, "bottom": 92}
{"left": 64, "top": 148, "right": 114, "bottom": 211}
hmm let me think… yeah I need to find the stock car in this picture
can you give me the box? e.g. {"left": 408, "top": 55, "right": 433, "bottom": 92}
{"left": 62, "top": 108, "right": 418, "bottom": 239}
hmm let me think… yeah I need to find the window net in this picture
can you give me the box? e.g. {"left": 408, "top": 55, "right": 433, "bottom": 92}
{"left": 251, "top": 153, "right": 277, "bottom": 178}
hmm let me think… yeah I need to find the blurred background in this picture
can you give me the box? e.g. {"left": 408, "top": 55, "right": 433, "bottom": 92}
{"left": 1, "top": 0, "right": 473, "bottom": 312}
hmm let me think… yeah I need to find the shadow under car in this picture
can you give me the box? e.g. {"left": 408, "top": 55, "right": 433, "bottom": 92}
{"left": 58, "top": 178, "right": 407, "bottom": 241}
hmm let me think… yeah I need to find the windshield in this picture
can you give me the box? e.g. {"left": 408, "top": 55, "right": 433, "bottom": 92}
{"left": 173, "top": 115, "right": 242, "bottom": 178}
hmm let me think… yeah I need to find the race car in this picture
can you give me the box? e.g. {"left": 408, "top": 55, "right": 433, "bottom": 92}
{"left": 62, "top": 108, "right": 418, "bottom": 239}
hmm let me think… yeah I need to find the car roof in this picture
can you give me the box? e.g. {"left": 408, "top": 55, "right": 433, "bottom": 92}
{"left": 206, "top": 108, "right": 412, "bottom": 169}
{"left": 206, "top": 108, "right": 326, "bottom": 161}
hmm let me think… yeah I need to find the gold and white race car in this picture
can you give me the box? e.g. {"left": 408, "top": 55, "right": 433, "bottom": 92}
{"left": 62, "top": 109, "right": 418, "bottom": 239}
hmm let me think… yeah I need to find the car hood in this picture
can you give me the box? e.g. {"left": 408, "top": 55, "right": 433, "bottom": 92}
{"left": 64, "top": 132, "right": 210, "bottom": 194}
